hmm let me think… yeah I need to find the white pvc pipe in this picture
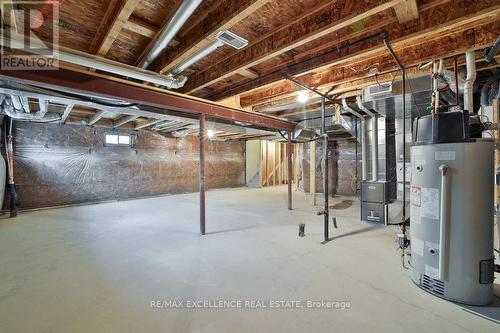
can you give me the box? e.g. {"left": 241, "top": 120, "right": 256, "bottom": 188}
{"left": 464, "top": 51, "right": 476, "bottom": 113}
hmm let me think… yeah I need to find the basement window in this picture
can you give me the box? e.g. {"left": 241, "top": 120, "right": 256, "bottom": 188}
{"left": 105, "top": 133, "right": 132, "bottom": 146}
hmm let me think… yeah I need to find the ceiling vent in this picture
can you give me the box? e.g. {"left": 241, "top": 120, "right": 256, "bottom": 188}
{"left": 367, "top": 83, "right": 393, "bottom": 97}
{"left": 216, "top": 30, "right": 248, "bottom": 50}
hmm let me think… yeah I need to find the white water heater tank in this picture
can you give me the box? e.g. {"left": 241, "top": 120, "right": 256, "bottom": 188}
{"left": 410, "top": 140, "right": 495, "bottom": 305}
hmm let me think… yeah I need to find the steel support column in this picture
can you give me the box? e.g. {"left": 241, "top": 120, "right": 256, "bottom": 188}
{"left": 199, "top": 114, "right": 206, "bottom": 235}
{"left": 321, "top": 97, "right": 329, "bottom": 242}
{"left": 287, "top": 131, "right": 293, "bottom": 210}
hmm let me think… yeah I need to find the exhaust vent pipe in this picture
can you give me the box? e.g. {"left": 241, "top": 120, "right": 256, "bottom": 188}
{"left": 464, "top": 51, "right": 476, "bottom": 113}
{"left": 356, "top": 96, "right": 378, "bottom": 182}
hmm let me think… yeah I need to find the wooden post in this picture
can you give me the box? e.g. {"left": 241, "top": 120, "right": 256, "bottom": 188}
{"left": 199, "top": 114, "right": 206, "bottom": 235}
{"left": 310, "top": 141, "right": 317, "bottom": 206}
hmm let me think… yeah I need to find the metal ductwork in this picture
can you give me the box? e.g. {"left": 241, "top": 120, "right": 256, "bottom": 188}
{"left": 138, "top": 0, "right": 203, "bottom": 70}
{"left": 480, "top": 73, "right": 500, "bottom": 107}
{"left": 1, "top": 34, "right": 188, "bottom": 89}
{"left": 171, "top": 30, "right": 248, "bottom": 76}
{"left": 464, "top": 51, "right": 476, "bottom": 113}
{"left": 357, "top": 96, "right": 378, "bottom": 182}
{"left": 342, "top": 99, "right": 363, "bottom": 119}
{"left": 1, "top": 96, "right": 60, "bottom": 122}
{"left": 485, "top": 35, "right": 500, "bottom": 63}
{"left": 172, "top": 40, "right": 223, "bottom": 75}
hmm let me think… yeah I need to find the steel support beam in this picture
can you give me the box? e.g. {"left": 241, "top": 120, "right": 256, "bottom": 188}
{"left": 0, "top": 68, "right": 296, "bottom": 132}
{"left": 199, "top": 113, "right": 206, "bottom": 235}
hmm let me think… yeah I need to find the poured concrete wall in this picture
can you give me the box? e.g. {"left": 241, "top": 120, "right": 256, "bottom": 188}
{"left": 5, "top": 122, "right": 245, "bottom": 210}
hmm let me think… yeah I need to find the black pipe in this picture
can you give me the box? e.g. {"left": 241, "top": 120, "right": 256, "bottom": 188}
{"left": 207, "top": 31, "right": 388, "bottom": 100}
{"left": 321, "top": 97, "right": 329, "bottom": 242}
{"left": 384, "top": 38, "right": 408, "bottom": 225}
{"left": 286, "top": 76, "right": 336, "bottom": 103}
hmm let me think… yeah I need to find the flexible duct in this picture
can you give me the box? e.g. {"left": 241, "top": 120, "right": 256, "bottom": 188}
{"left": 138, "top": 0, "right": 203, "bottom": 69}
{"left": 356, "top": 96, "right": 378, "bottom": 182}
{"left": 480, "top": 73, "right": 500, "bottom": 107}
{"left": 485, "top": 35, "right": 500, "bottom": 63}
{"left": 2, "top": 102, "right": 60, "bottom": 122}
{"left": 1, "top": 34, "right": 188, "bottom": 89}
{"left": 464, "top": 52, "right": 476, "bottom": 113}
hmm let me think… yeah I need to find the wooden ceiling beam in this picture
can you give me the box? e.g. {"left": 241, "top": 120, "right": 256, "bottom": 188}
{"left": 91, "top": 0, "right": 141, "bottom": 56}
{"left": 123, "top": 17, "right": 158, "bottom": 39}
{"left": 153, "top": 0, "right": 271, "bottom": 74}
{"left": 238, "top": 68, "right": 260, "bottom": 79}
{"left": 245, "top": 22, "right": 499, "bottom": 110}
{"left": 235, "top": 0, "right": 448, "bottom": 106}
{"left": 226, "top": 0, "right": 499, "bottom": 106}
{"left": 181, "top": 0, "right": 403, "bottom": 94}
{"left": 393, "top": 0, "right": 419, "bottom": 23}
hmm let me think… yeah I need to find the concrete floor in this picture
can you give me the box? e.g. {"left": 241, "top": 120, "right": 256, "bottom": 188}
{"left": 0, "top": 186, "right": 499, "bottom": 333}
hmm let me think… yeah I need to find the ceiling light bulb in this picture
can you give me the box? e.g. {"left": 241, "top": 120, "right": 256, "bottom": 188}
{"left": 297, "top": 91, "right": 309, "bottom": 104}
{"left": 207, "top": 130, "right": 215, "bottom": 139}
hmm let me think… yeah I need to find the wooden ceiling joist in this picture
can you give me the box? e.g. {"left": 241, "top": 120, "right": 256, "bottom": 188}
{"left": 123, "top": 17, "right": 158, "bottom": 39}
{"left": 181, "top": 0, "right": 402, "bottom": 94}
{"left": 228, "top": 0, "right": 450, "bottom": 105}
{"left": 246, "top": 23, "right": 498, "bottom": 110}
{"left": 91, "top": 0, "right": 141, "bottom": 56}
{"left": 393, "top": 0, "right": 419, "bottom": 23}
{"left": 154, "top": 0, "right": 272, "bottom": 74}
{"left": 221, "top": 0, "right": 500, "bottom": 106}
